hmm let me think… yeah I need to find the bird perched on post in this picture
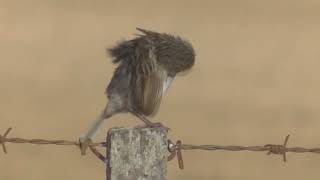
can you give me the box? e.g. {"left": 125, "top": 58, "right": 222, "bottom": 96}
{"left": 79, "top": 28, "right": 195, "bottom": 154}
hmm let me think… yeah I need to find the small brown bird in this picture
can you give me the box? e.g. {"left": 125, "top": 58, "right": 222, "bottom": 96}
{"left": 80, "top": 28, "right": 195, "bottom": 154}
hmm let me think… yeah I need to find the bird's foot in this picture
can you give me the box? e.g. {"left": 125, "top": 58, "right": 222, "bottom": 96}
{"left": 146, "top": 122, "right": 170, "bottom": 131}
{"left": 79, "top": 136, "right": 92, "bottom": 156}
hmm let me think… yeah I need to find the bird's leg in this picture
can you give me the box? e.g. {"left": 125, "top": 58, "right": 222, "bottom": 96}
{"left": 79, "top": 110, "right": 109, "bottom": 155}
{"left": 131, "top": 111, "right": 153, "bottom": 126}
{"left": 131, "top": 111, "right": 169, "bottom": 130}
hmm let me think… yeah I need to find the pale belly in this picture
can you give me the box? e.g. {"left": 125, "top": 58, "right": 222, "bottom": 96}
{"left": 163, "top": 76, "right": 174, "bottom": 93}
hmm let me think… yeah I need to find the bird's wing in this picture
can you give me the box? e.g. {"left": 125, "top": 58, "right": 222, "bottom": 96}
{"left": 132, "top": 39, "right": 167, "bottom": 116}
{"left": 133, "top": 68, "right": 167, "bottom": 116}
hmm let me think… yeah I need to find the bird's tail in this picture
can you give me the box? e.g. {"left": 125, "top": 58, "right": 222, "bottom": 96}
{"left": 107, "top": 39, "right": 136, "bottom": 64}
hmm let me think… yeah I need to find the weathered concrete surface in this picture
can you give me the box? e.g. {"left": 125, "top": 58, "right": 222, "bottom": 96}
{"left": 106, "top": 127, "right": 168, "bottom": 180}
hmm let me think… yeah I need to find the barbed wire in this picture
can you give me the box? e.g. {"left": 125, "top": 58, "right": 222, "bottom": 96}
{"left": 167, "top": 135, "right": 320, "bottom": 169}
{"left": 2, "top": 127, "right": 320, "bottom": 170}
{"left": 0, "top": 127, "right": 106, "bottom": 161}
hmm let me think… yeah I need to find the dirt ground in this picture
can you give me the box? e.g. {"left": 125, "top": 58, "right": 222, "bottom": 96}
{"left": 1, "top": 0, "right": 320, "bottom": 179}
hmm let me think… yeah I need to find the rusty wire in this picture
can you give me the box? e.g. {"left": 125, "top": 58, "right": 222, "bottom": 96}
{"left": 168, "top": 135, "right": 320, "bottom": 169}
{"left": 2, "top": 127, "right": 320, "bottom": 170}
{"left": 0, "top": 130, "right": 106, "bottom": 147}
{"left": 0, "top": 127, "right": 106, "bottom": 161}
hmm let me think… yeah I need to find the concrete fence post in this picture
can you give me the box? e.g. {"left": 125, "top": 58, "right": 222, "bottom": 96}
{"left": 106, "top": 127, "right": 168, "bottom": 180}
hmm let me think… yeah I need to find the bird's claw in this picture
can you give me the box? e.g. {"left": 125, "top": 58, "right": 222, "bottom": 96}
{"left": 147, "top": 122, "right": 170, "bottom": 131}
{"left": 79, "top": 137, "right": 92, "bottom": 156}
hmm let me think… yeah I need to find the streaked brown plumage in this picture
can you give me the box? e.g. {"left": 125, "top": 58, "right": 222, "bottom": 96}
{"left": 80, "top": 28, "right": 195, "bottom": 154}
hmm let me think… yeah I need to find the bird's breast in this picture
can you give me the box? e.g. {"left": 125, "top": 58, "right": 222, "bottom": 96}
{"left": 162, "top": 76, "right": 174, "bottom": 93}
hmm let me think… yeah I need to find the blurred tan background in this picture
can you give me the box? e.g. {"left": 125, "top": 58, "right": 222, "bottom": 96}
{"left": 1, "top": 0, "right": 320, "bottom": 179}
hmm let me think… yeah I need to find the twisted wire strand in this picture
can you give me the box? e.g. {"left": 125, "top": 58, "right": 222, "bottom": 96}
{"left": 4, "top": 137, "right": 106, "bottom": 147}
{"left": 0, "top": 127, "right": 106, "bottom": 162}
{"left": 180, "top": 145, "right": 320, "bottom": 153}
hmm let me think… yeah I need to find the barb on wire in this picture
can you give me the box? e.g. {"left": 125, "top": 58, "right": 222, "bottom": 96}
{"left": 265, "top": 135, "right": 290, "bottom": 162}
{"left": 0, "top": 127, "right": 12, "bottom": 153}
{"left": 89, "top": 145, "right": 107, "bottom": 163}
{"left": 168, "top": 140, "right": 184, "bottom": 169}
